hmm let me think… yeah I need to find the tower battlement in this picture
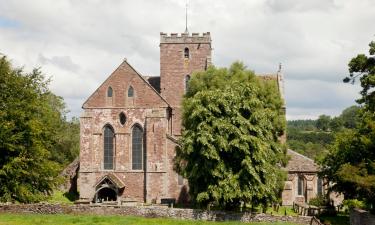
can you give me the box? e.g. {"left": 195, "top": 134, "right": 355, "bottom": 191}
{"left": 160, "top": 32, "right": 211, "bottom": 44}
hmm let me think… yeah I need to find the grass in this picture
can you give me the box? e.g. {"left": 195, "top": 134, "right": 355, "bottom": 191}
{"left": 46, "top": 191, "right": 77, "bottom": 204}
{"left": 0, "top": 213, "right": 302, "bottom": 225}
{"left": 266, "top": 206, "right": 297, "bottom": 216}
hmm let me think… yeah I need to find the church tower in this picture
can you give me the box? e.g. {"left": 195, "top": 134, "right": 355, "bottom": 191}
{"left": 160, "top": 32, "right": 212, "bottom": 135}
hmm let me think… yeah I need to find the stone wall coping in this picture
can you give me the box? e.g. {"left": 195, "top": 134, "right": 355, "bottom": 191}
{"left": 0, "top": 203, "right": 313, "bottom": 224}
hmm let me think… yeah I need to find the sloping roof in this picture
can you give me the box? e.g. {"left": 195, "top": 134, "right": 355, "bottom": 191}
{"left": 285, "top": 149, "right": 318, "bottom": 173}
{"left": 143, "top": 76, "right": 161, "bottom": 93}
{"left": 60, "top": 157, "right": 79, "bottom": 178}
{"left": 94, "top": 173, "right": 125, "bottom": 189}
{"left": 82, "top": 60, "right": 170, "bottom": 108}
{"left": 166, "top": 134, "right": 180, "bottom": 145}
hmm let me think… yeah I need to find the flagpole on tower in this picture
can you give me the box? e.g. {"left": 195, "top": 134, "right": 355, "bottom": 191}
{"left": 185, "top": 1, "right": 189, "bottom": 33}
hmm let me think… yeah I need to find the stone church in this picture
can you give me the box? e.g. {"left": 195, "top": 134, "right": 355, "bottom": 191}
{"left": 77, "top": 31, "right": 326, "bottom": 206}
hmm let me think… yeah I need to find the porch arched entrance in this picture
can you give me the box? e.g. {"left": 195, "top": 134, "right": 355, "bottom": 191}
{"left": 96, "top": 187, "right": 117, "bottom": 202}
{"left": 93, "top": 174, "right": 125, "bottom": 203}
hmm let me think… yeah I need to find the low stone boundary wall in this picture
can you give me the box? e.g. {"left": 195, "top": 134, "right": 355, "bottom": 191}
{"left": 0, "top": 203, "right": 312, "bottom": 224}
{"left": 350, "top": 208, "right": 375, "bottom": 225}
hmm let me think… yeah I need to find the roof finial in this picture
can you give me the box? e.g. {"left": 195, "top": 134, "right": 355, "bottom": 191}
{"left": 185, "top": 1, "right": 189, "bottom": 33}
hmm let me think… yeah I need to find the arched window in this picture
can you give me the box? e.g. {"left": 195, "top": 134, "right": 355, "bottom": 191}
{"left": 103, "top": 125, "right": 114, "bottom": 170}
{"left": 317, "top": 178, "right": 323, "bottom": 195}
{"left": 298, "top": 176, "right": 304, "bottom": 196}
{"left": 184, "top": 47, "right": 189, "bottom": 59}
{"left": 185, "top": 75, "right": 190, "bottom": 93}
{"left": 132, "top": 125, "right": 143, "bottom": 170}
{"left": 128, "top": 86, "right": 134, "bottom": 97}
{"left": 107, "top": 87, "right": 113, "bottom": 97}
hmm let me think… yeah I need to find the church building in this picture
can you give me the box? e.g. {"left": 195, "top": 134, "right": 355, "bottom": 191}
{"left": 78, "top": 32, "right": 212, "bottom": 204}
{"left": 77, "top": 31, "right": 326, "bottom": 206}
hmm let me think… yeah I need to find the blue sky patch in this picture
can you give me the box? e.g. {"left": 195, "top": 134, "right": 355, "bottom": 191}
{"left": 0, "top": 17, "right": 20, "bottom": 28}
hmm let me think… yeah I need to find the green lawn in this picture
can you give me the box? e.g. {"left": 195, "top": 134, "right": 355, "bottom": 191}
{"left": 266, "top": 206, "right": 297, "bottom": 216}
{"left": 0, "top": 213, "right": 301, "bottom": 225}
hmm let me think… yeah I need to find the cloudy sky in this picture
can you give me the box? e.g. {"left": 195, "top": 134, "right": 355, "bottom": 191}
{"left": 1, "top": 0, "right": 374, "bottom": 120}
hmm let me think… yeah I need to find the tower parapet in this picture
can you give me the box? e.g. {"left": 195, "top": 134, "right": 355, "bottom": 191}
{"left": 160, "top": 32, "right": 211, "bottom": 44}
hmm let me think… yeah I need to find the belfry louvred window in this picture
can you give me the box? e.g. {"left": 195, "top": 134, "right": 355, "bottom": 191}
{"left": 184, "top": 47, "right": 189, "bottom": 59}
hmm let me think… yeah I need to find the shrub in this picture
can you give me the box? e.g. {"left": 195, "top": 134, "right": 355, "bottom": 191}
{"left": 309, "top": 194, "right": 329, "bottom": 207}
{"left": 343, "top": 199, "right": 366, "bottom": 211}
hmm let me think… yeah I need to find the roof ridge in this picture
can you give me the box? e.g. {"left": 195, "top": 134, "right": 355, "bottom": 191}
{"left": 82, "top": 60, "right": 170, "bottom": 108}
{"left": 288, "top": 149, "right": 315, "bottom": 163}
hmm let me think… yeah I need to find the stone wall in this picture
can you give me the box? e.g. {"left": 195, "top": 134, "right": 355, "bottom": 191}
{"left": 350, "top": 208, "right": 375, "bottom": 225}
{"left": 0, "top": 203, "right": 312, "bottom": 224}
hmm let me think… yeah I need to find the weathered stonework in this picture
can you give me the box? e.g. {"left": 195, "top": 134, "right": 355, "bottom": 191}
{"left": 77, "top": 31, "right": 292, "bottom": 206}
{"left": 78, "top": 33, "right": 211, "bottom": 204}
{"left": 0, "top": 203, "right": 313, "bottom": 224}
{"left": 350, "top": 208, "right": 375, "bottom": 225}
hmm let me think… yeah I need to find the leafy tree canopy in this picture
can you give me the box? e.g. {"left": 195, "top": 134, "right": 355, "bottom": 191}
{"left": 0, "top": 56, "right": 78, "bottom": 203}
{"left": 175, "top": 62, "right": 286, "bottom": 209}
{"left": 320, "top": 40, "right": 375, "bottom": 212}
{"left": 287, "top": 105, "right": 361, "bottom": 159}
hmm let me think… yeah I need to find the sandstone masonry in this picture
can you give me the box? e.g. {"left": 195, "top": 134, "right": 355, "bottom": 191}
{"left": 0, "top": 203, "right": 313, "bottom": 225}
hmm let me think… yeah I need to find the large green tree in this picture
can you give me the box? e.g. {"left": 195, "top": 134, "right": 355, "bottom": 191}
{"left": 175, "top": 62, "right": 286, "bottom": 209}
{"left": 320, "top": 41, "right": 375, "bottom": 212}
{"left": 0, "top": 56, "right": 75, "bottom": 202}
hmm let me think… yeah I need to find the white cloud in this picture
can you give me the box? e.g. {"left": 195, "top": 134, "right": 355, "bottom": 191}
{"left": 0, "top": 0, "right": 374, "bottom": 120}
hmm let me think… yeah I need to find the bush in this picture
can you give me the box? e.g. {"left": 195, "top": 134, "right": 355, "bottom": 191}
{"left": 343, "top": 199, "right": 366, "bottom": 211}
{"left": 309, "top": 194, "right": 329, "bottom": 207}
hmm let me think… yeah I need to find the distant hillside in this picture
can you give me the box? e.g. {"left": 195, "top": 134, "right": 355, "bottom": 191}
{"left": 287, "top": 106, "right": 361, "bottom": 159}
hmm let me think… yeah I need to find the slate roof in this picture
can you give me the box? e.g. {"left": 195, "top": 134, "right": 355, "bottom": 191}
{"left": 285, "top": 149, "right": 319, "bottom": 173}
{"left": 143, "top": 76, "right": 161, "bottom": 93}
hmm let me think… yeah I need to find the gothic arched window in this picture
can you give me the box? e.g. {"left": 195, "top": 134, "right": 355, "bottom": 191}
{"left": 317, "top": 177, "right": 323, "bottom": 195}
{"left": 128, "top": 86, "right": 134, "bottom": 97}
{"left": 107, "top": 86, "right": 113, "bottom": 97}
{"left": 185, "top": 75, "right": 190, "bottom": 93}
{"left": 184, "top": 47, "right": 189, "bottom": 59}
{"left": 132, "top": 124, "right": 143, "bottom": 170}
{"left": 298, "top": 176, "right": 304, "bottom": 196}
{"left": 103, "top": 125, "right": 114, "bottom": 170}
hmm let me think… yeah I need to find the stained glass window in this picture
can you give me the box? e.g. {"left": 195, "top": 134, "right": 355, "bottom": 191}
{"left": 104, "top": 125, "right": 114, "bottom": 170}
{"left": 132, "top": 125, "right": 143, "bottom": 170}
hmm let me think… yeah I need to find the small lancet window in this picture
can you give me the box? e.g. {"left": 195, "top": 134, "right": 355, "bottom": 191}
{"left": 185, "top": 75, "right": 190, "bottom": 93}
{"left": 119, "top": 112, "right": 126, "bottom": 125}
{"left": 317, "top": 177, "right": 323, "bottom": 195}
{"left": 298, "top": 176, "right": 304, "bottom": 196}
{"left": 184, "top": 47, "right": 189, "bottom": 59}
{"left": 128, "top": 86, "right": 134, "bottom": 97}
{"left": 107, "top": 87, "right": 113, "bottom": 97}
